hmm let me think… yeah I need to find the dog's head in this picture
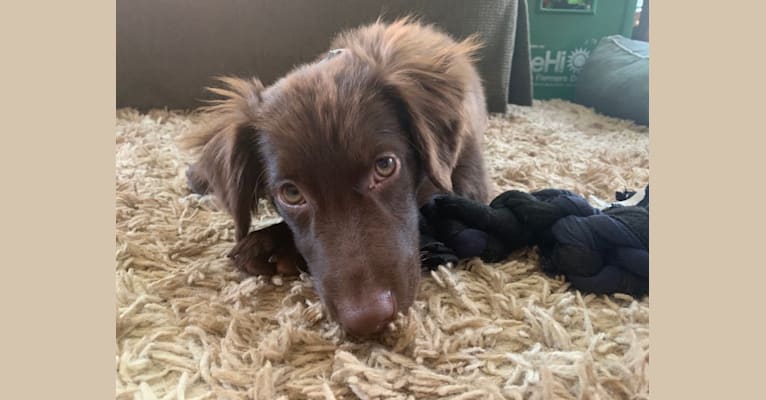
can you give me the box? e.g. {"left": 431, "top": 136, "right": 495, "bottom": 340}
{"left": 188, "top": 20, "right": 480, "bottom": 336}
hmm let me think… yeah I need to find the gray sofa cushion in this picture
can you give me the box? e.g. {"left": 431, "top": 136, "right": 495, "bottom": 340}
{"left": 116, "top": 0, "right": 532, "bottom": 113}
{"left": 575, "top": 35, "right": 649, "bottom": 126}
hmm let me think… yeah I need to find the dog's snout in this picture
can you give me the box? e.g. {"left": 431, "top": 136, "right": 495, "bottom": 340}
{"left": 335, "top": 290, "right": 397, "bottom": 336}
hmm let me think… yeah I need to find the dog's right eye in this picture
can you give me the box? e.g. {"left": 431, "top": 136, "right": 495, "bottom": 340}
{"left": 375, "top": 156, "right": 396, "bottom": 177}
{"left": 278, "top": 183, "right": 305, "bottom": 206}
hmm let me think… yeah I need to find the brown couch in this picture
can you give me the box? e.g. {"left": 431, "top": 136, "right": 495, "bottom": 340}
{"left": 117, "top": 0, "right": 532, "bottom": 113}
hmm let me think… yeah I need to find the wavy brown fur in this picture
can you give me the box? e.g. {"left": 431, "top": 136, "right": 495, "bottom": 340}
{"left": 178, "top": 19, "right": 492, "bottom": 336}
{"left": 116, "top": 100, "right": 649, "bottom": 399}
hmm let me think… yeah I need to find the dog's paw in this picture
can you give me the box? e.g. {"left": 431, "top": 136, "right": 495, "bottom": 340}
{"left": 227, "top": 222, "right": 307, "bottom": 276}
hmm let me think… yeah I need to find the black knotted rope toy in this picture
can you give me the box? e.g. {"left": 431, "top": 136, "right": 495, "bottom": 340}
{"left": 419, "top": 186, "right": 649, "bottom": 297}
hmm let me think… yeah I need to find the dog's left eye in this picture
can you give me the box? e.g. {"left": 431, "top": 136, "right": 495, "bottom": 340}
{"left": 374, "top": 156, "right": 397, "bottom": 178}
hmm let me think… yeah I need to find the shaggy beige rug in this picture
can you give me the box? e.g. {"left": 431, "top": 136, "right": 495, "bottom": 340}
{"left": 116, "top": 100, "right": 649, "bottom": 400}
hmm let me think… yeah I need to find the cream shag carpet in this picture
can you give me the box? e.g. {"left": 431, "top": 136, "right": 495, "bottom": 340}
{"left": 116, "top": 100, "right": 649, "bottom": 400}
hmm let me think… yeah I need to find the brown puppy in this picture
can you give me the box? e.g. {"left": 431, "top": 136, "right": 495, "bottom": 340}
{"left": 183, "top": 18, "right": 490, "bottom": 336}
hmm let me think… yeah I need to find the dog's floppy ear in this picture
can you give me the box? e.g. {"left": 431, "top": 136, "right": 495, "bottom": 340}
{"left": 182, "top": 77, "right": 265, "bottom": 240}
{"left": 358, "top": 20, "right": 482, "bottom": 192}
{"left": 384, "top": 71, "right": 460, "bottom": 192}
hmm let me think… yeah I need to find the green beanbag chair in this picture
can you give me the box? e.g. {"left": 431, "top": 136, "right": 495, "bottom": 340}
{"left": 575, "top": 35, "right": 649, "bottom": 126}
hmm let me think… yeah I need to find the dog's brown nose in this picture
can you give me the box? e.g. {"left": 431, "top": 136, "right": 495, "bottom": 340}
{"left": 335, "top": 290, "right": 397, "bottom": 336}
